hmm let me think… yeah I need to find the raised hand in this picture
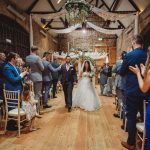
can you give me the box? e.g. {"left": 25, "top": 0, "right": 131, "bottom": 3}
{"left": 129, "top": 65, "right": 140, "bottom": 75}
{"left": 140, "top": 64, "right": 145, "bottom": 76}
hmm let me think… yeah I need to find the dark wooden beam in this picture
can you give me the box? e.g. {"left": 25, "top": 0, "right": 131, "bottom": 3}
{"left": 128, "top": 0, "right": 140, "bottom": 11}
{"left": 101, "top": 0, "right": 110, "bottom": 11}
{"left": 110, "top": 0, "right": 116, "bottom": 10}
{"left": 45, "top": 19, "right": 54, "bottom": 28}
{"left": 95, "top": 0, "right": 99, "bottom": 7}
{"left": 59, "top": 17, "right": 68, "bottom": 28}
{"left": 26, "top": 0, "right": 39, "bottom": 14}
{"left": 117, "top": 20, "right": 125, "bottom": 29}
{"left": 99, "top": 3, "right": 104, "bottom": 8}
{"left": 89, "top": 0, "right": 94, "bottom": 4}
{"left": 101, "top": 0, "right": 125, "bottom": 29}
{"left": 111, "top": 0, "right": 120, "bottom": 11}
{"left": 49, "top": 27, "right": 123, "bottom": 30}
{"left": 102, "top": 21, "right": 107, "bottom": 28}
{"left": 47, "top": 0, "right": 57, "bottom": 12}
{"left": 49, "top": 27, "right": 67, "bottom": 30}
{"left": 111, "top": 10, "right": 137, "bottom": 14}
{"left": 31, "top": 11, "right": 58, "bottom": 14}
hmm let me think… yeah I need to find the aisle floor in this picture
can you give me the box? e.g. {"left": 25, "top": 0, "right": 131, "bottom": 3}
{"left": 0, "top": 88, "right": 127, "bottom": 150}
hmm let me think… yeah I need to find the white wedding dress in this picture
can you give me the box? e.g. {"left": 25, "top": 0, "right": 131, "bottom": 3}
{"left": 73, "top": 72, "right": 102, "bottom": 111}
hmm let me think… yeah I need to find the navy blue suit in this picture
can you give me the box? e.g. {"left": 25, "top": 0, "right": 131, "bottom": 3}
{"left": 120, "top": 48, "right": 147, "bottom": 145}
{"left": 59, "top": 64, "right": 77, "bottom": 107}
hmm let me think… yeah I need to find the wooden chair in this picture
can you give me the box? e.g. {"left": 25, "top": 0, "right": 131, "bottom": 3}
{"left": 3, "top": 89, "right": 26, "bottom": 137}
{"left": 0, "top": 99, "right": 5, "bottom": 129}
{"left": 136, "top": 100, "right": 147, "bottom": 150}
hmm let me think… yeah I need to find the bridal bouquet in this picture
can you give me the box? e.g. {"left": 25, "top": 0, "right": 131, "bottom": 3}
{"left": 89, "top": 72, "right": 95, "bottom": 78}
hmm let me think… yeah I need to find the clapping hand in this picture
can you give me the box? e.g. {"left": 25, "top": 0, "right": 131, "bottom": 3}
{"left": 140, "top": 64, "right": 145, "bottom": 76}
{"left": 20, "top": 70, "right": 29, "bottom": 78}
{"left": 129, "top": 65, "right": 140, "bottom": 75}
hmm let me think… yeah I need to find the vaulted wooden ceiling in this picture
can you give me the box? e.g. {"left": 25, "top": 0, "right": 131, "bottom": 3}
{"left": 7, "top": 0, "right": 150, "bottom": 31}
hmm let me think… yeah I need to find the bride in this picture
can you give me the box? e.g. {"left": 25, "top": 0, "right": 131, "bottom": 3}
{"left": 73, "top": 60, "right": 102, "bottom": 111}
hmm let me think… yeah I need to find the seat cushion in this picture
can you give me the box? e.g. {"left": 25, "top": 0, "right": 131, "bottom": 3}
{"left": 136, "top": 122, "right": 144, "bottom": 132}
{"left": 8, "top": 108, "right": 26, "bottom": 116}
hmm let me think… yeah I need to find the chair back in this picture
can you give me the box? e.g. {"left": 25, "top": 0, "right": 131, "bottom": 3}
{"left": 144, "top": 100, "right": 147, "bottom": 125}
{"left": 3, "top": 89, "right": 21, "bottom": 114}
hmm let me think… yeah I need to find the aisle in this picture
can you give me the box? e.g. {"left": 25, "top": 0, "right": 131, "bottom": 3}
{"left": 0, "top": 89, "right": 127, "bottom": 150}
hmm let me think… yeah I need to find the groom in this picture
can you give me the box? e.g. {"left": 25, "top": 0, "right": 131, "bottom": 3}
{"left": 59, "top": 56, "right": 77, "bottom": 112}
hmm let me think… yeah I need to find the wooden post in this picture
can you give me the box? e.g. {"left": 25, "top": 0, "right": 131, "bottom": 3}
{"left": 29, "top": 14, "right": 33, "bottom": 52}
{"left": 134, "top": 12, "right": 139, "bottom": 35}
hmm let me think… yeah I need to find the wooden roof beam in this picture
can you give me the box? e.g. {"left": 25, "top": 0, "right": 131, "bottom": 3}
{"left": 26, "top": 0, "right": 39, "bottom": 14}
{"left": 111, "top": 0, "right": 120, "bottom": 11}
{"left": 45, "top": 19, "right": 54, "bottom": 28}
{"left": 128, "top": 0, "right": 140, "bottom": 12}
{"left": 95, "top": 0, "right": 99, "bottom": 7}
{"left": 47, "top": 0, "right": 57, "bottom": 12}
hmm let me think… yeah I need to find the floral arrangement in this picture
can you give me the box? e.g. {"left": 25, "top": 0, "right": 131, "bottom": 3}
{"left": 65, "top": 0, "right": 93, "bottom": 24}
{"left": 89, "top": 72, "right": 95, "bottom": 78}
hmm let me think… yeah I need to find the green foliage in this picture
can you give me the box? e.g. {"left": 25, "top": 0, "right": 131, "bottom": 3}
{"left": 65, "top": 0, "right": 93, "bottom": 24}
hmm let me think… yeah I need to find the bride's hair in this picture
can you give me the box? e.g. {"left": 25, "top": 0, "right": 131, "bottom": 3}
{"left": 83, "top": 60, "right": 91, "bottom": 72}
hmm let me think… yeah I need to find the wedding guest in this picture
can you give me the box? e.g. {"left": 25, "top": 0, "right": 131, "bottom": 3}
{"left": 26, "top": 46, "right": 44, "bottom": 102}
{"left": 129, "top": 46, "right": 150, "bottom": 150}
{"left": 22, "top": 83, "right": 38, "bottom": 132}
{"left": 51, "top": 58, "right": 60, "bottom": 98}
{"left": 120, "top": 35, "right": 147, "bottom": 150}
{"left": 99, "top": 63, "right": 108, "bottom": 95}
{"left": 0, "top": 52, "right": 6, "bottom": 100}
{"left": 113, "top": 51, "right": 127, "bottom": 118}
{"left": 42, "top": 52, "right": 61, "bottom": 108}
{"left": 16, "top": 54, "right": 25, "bottom": 71}
{"left": 3, "top": 52, "right": 28, "bottom": 109}
{"left": 107, "top": 63, "right": 112, "bottom": 77}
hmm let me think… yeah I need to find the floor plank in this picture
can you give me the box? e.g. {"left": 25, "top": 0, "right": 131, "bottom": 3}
{"left": 0, "top": 87, "right": 127, "bottom": 150}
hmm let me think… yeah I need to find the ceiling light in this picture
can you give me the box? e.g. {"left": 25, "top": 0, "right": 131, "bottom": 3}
{"left": 98, "top": 38, "right": 103, "bottom": 41}
{"left": 57, "top": 0, "right": 61, "bottom": 4}
{"left": 82, "top": 29, "right": 86, "bottom": 34}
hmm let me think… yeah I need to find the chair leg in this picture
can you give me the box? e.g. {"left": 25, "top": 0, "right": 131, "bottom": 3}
{"left": 120, "top": 111, "right": 122, "bottom": 119}
{"left": 18, "top": 117, "right": 20, "bottom": 137}
{"left": 141, "top": 132, "right": 146, "bottom": 150}
{"left": 4, "top": 115, "right": 8, "bottom": 134}
{"left": 124, "top": 118, "right": 127, "bottom": 131}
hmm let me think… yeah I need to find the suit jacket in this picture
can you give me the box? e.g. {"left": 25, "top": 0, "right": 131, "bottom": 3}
{"left": 51, "top": 62, "right": 60, "bottom": 80}
{"left": 42, "top": 60, "right": 61, "bottom": 82}
{"left": 59, "top": 63, "right": 77, "bottom": 84}
{"left": 119, "top": 48, "right": 147, "bottom": 96}
{"left": 99, "top": 67, "right": 108, "bottom": 85}
{"left": 113, "top": 60, "right": 125, "bottom": 90}
{"left": 26, "top": 54, "right": 44, "bottom": 82}
{"left": 3, "top": 63, "right": 23, "bottom": 92}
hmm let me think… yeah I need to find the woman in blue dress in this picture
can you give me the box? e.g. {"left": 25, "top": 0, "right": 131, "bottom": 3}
{"left": 129, "top": 46, "right": 150, "bottom": 150}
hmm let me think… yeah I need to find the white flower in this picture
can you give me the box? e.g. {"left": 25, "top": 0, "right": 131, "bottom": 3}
{"left": 89, "top": 72, "right": 94, "bottom": 77}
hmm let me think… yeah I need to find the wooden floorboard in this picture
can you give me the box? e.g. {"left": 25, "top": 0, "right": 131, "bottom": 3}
{"left": 0, "top": 87, "right": 127, "bottom": 150}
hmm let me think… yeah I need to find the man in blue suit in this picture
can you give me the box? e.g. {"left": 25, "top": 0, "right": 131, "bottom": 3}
{"left": 3, "top": 52, "right": 28, "bottom": 110}
{"left": 120, "top": 35, "right": 147, "bottom": 150}
{"left": 3, "top": 52, "right": 28, "bottom": 92}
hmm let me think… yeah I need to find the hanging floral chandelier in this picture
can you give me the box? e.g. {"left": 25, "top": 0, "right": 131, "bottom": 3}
{"left": 65, "top": 0, "right": 93, "bottom": 25}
